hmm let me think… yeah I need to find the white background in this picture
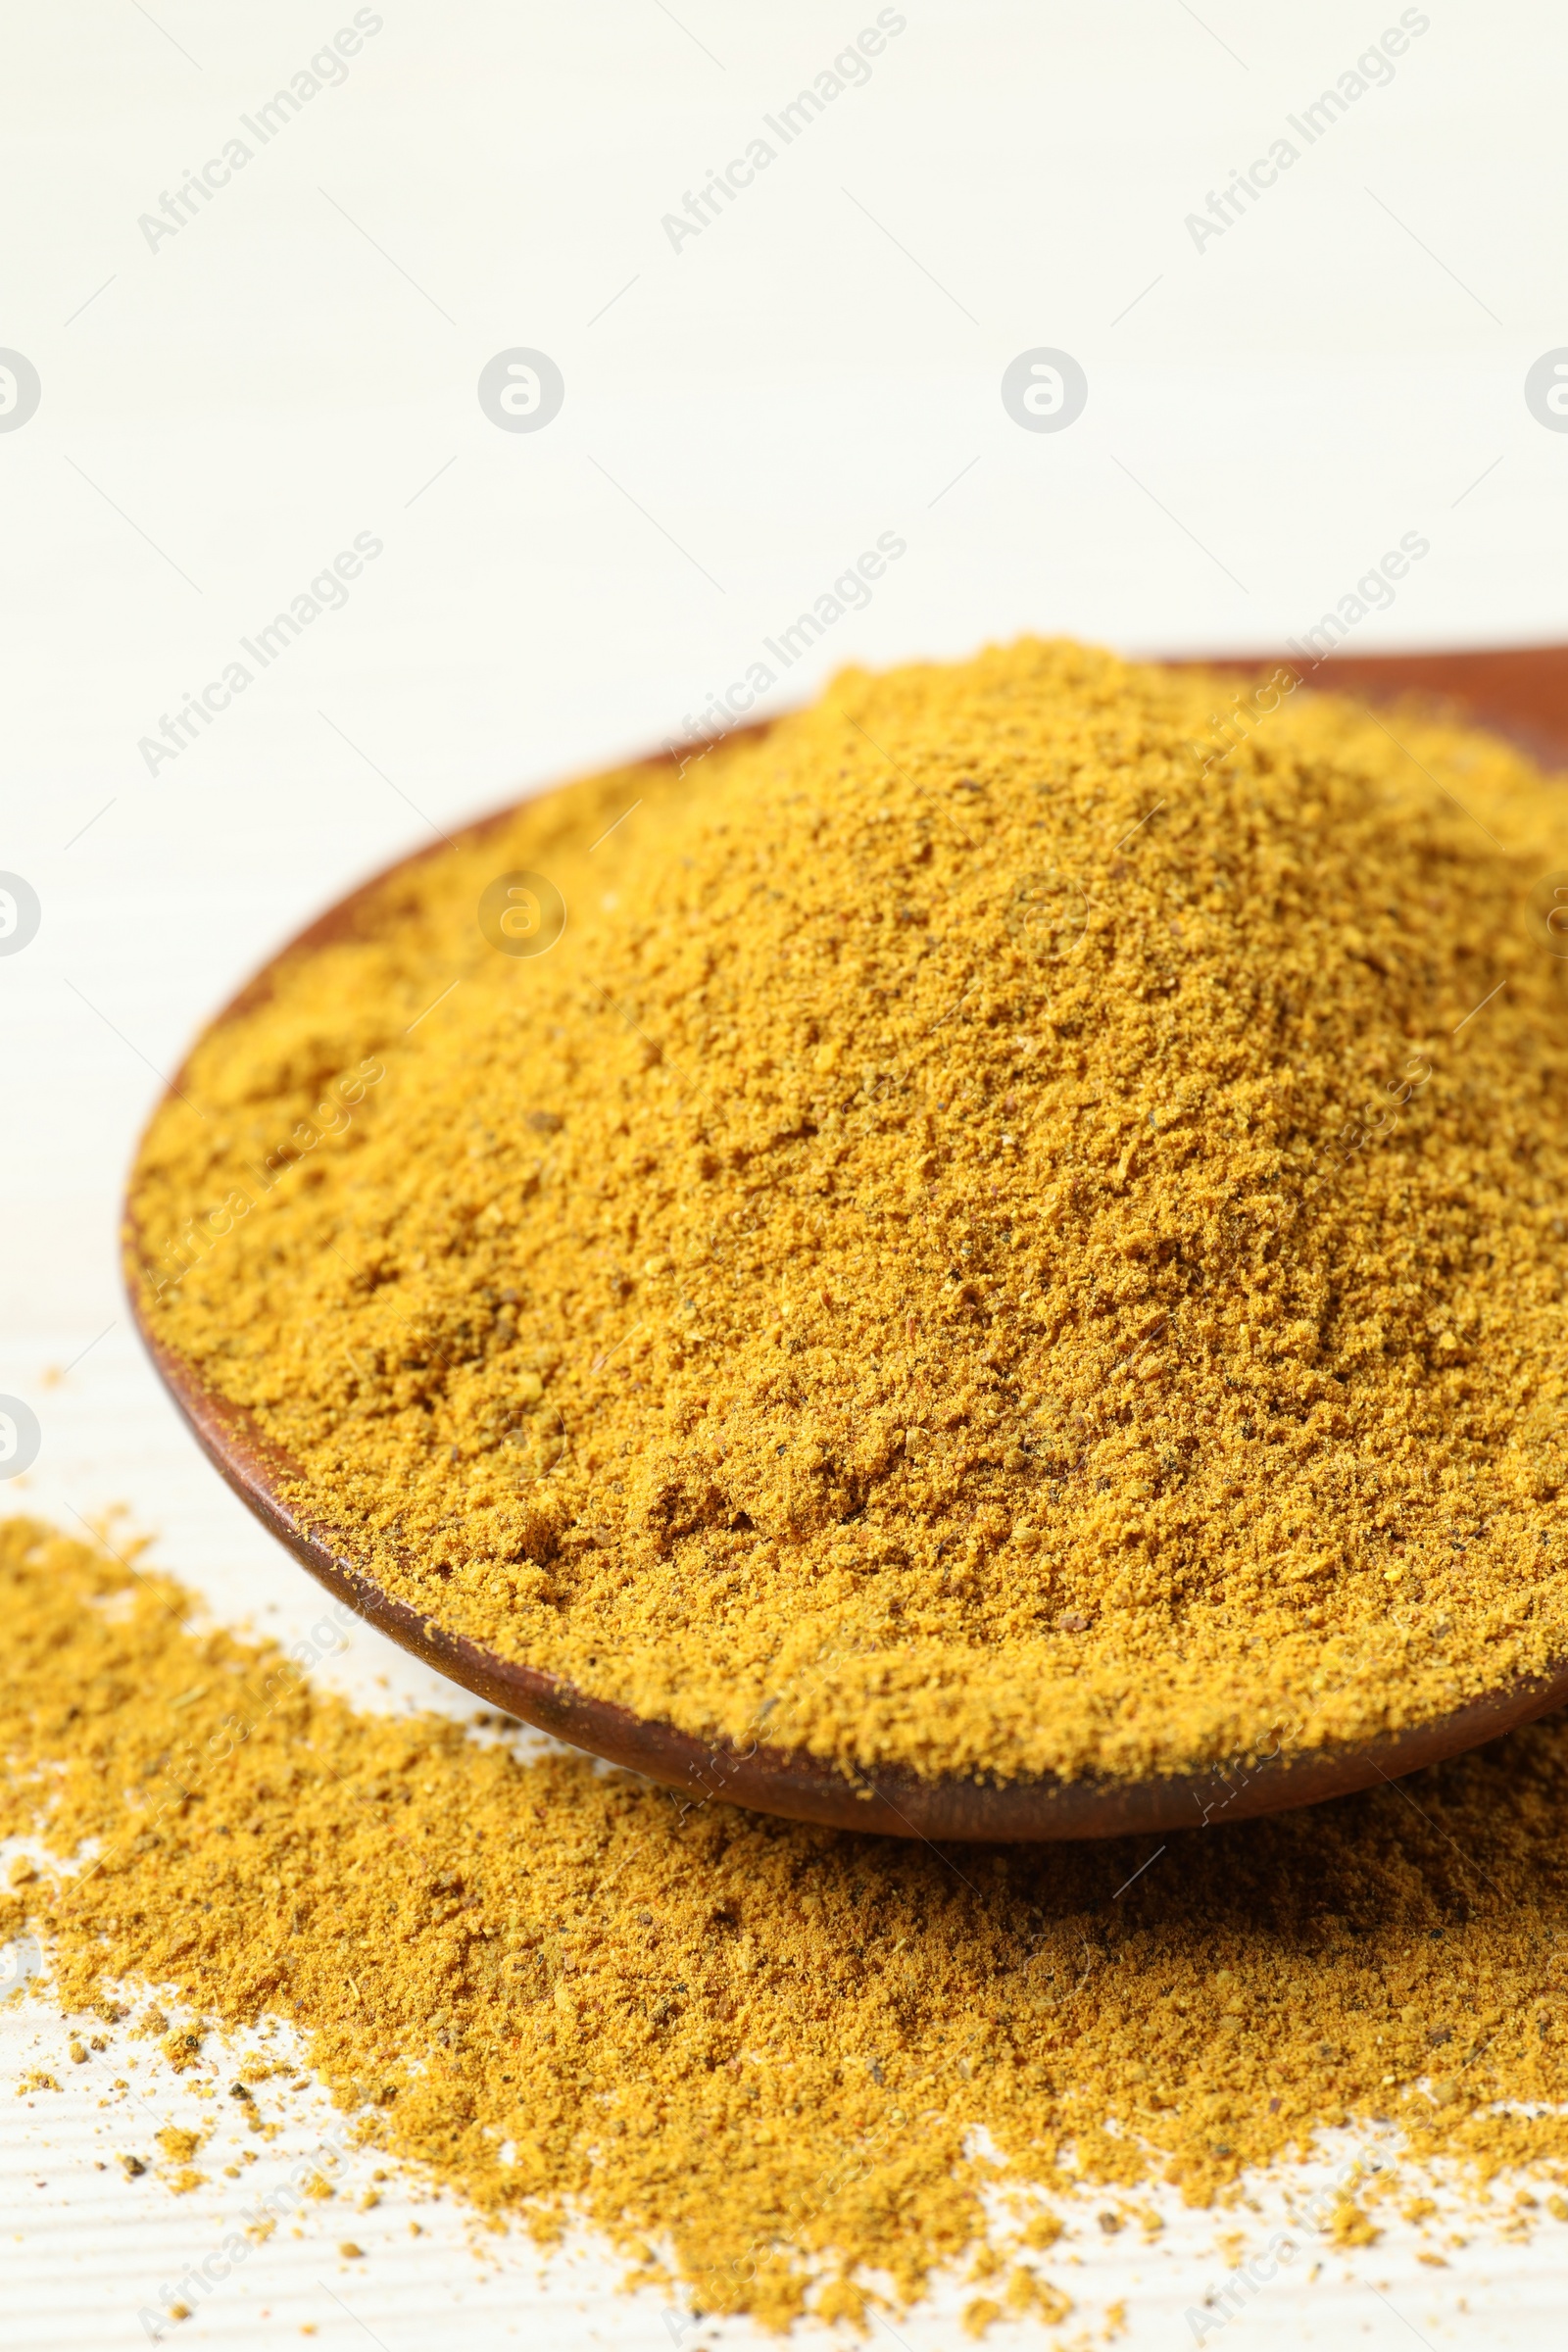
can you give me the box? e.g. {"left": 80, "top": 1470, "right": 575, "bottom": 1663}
{"left": 3, "top": 1, "right": 1568, "bottom": 2342}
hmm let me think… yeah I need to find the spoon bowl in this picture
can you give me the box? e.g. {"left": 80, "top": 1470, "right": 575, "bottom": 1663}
{"left": 126, "top": 642, "right": 1568, "bottom": 1839}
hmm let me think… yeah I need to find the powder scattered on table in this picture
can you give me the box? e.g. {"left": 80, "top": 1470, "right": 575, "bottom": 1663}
{"left": 5, "top": 1515, "right": 1568, "bottom": 2331}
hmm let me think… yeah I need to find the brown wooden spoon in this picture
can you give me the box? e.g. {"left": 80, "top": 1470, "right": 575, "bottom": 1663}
{"left": 125, "top": 643, "right": 1568, "bottom": 1842}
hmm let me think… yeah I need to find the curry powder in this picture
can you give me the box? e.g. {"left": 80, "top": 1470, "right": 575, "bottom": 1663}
{"left": 128, "top": 641, "right": 1568, "bottom": 1784}
{"left": 5, "top": 1515, "right": 1568, "bottom": 2331}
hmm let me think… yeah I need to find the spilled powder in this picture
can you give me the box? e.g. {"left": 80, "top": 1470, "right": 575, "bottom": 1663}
{"left": 125, "top": 640, "right": 1568, "bottom": 1788}
{"left": 7, "top": 1513, "right": 1568, "bottom": 2331}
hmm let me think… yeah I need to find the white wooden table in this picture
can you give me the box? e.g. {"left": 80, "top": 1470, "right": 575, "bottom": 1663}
{"left": 3, "top": 4, "right": 1566, "bottom": 2340}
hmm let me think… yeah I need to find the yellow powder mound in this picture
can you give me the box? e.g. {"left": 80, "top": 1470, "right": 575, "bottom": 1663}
{"left": 127, "top": 640, "right": 1568, "bottom": 1785}
{"left": 6, "top": 1515, "right": 1568, "bottom": 2331}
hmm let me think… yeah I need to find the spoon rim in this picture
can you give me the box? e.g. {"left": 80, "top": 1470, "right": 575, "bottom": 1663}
{"left": 123, "top": 645, "right": 1568, "bottom": 1840}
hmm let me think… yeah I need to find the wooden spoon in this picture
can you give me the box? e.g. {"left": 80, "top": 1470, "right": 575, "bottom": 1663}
{"left": 125, "top": 643, "right": 1568, "bottom": 1841}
